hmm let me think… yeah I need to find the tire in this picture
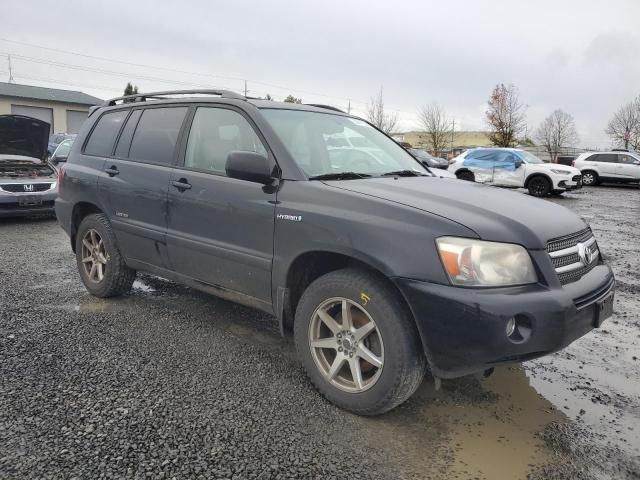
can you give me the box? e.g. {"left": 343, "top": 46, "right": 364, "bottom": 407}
{"left": 456, "top": 170, "right": 475, "bottom": 182}
{"left": 581, "top": 170, "right": 598, "bottom": 186}
{"left": 527, "top": 176, "right": 551, "bottom": 197}
{"left": 75, "top": 213, "right": 136, "bottom": 298}
{"left": 294, "top": 268, "right": 427, "bottom": 415}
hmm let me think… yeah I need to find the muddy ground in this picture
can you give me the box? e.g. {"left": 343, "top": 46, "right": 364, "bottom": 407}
{"left": 0, "top": 184, "right": 638, "bottom": 479}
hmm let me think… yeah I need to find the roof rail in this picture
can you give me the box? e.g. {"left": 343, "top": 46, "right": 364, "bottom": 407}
{"left": 304, "top": 104, "right": 346, "bottom": 113}
{"left": 103, "top": 89, "right": 245, "bottom": 107}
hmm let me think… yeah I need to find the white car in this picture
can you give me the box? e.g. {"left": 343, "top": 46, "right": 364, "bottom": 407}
{"left": 572, "top": 150, "right": 640, "bottom": 187}
{"left": 448, "top": 148, "right": 583, "bottom": 197}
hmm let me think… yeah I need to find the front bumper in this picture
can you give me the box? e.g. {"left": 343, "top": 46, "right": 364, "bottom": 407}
{"left": 0, "top": 191, "right": 57, "bottom": 217}
{"left": 394, "top": 262, "right": 615, "bottom": 378}
{"left": 554, "top": 175, "right": 583, "bottom": 191}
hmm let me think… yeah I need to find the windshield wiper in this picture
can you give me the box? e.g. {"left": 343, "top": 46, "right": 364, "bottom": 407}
{"left": 308, "top": 172, "right": 372, "bottom": 180}
{"left": 380, "top": 169, "right": 428, "bottom": 177}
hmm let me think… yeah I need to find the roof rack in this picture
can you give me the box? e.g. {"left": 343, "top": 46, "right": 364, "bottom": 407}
{"left": 103, "top": 89, "right": 245, "bottom": 107}
{"left": 304, "top": 104, "right": 346, "bottom": 113}
{"left": 612, "top": 148, "right": 629, "bottom": 152}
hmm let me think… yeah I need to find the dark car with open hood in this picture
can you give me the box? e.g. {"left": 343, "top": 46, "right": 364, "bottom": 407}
{"left": 0, "top": 115, "right": 58, "bottom": 218}
{"left": 55, "top": 90, "right": 615, "bottom": 415}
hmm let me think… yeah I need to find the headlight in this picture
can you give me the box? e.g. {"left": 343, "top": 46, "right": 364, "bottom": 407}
{"left": 436, "top": 237, "right": 537, "bottom": 287}
{"left": 550, "top": 169, "right": 571, "bottom": 175}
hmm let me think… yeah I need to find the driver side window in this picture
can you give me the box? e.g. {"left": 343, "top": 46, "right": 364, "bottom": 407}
{"left": 184, "top": 107, "right": 267, "bottom": 174}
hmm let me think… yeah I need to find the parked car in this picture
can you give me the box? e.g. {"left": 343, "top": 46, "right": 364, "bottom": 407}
{"left": 448, "top": 148, "right": 583, "bottom": 197}
{"left": 48, "top": 133, "right": 76, "bottom": 157}
{"left": 572, "top": 151, "right": 640, "bottom": 187}
{"left": 55, "top": 90, "right": 615, "bottom": 415}
{"left": 0, "top": 115, "right": 58, "bottom": 217}
{"left": 50, "top": 138, "right": 74, "bottom": 166}
{"left": 408, "top": 148, "right": 449, "bottom": 169}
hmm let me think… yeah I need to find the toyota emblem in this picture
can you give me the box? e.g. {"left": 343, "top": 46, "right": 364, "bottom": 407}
{"left": 577, "top": 242, "right": 594, "bottom": 266}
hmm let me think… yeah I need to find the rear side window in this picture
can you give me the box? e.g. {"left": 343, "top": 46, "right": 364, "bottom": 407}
{"left": 590, "top": 154, "right": 616, "bottom": 163}
{"left": 84, "top": 110, "right": 128, "bottom": 156}
{"left": 114, "top": 109, "right": 142, "bottom": 158}
{"left": 128, "top": 107, "right": 188, "bottom": 164}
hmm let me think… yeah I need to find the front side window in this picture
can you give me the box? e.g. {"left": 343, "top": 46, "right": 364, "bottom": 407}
{"left": 184, "top": 107, "right": 267, "bottom": 174}
{"left": 128, "top": 107, "right": 188, "bottom": 165}
{"left": 84, "top": 110, "right": 128, "bottom": 156}
{"left": 618, "top": 154, "right": 637, "bottom": 164}
{"left": 261, "top": 109, "right": 427, "bottom": 177}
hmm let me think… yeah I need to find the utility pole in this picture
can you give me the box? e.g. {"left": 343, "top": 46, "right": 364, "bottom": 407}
{"left": 451, "top": 119, "right": 455, "bottom": 157}
{"left": 244, "top": 80, "right": 248, "bottom": 97}
{"left": 8, "top": 54, "right": 14, "bottom": 83}
{"left": 347, "top": 99, "right": 351, "bottom": 114}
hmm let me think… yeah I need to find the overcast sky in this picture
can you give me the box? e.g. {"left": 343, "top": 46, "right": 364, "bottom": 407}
{"left": 3, "top": 0, "right": 640, "bottom": 147}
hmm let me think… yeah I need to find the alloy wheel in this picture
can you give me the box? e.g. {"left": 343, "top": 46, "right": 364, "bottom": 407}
{"left": 529, "top": 178, "right": 548, "bottom": 196}
{"left": 308, "top": 297, "right": 384, "bottom": 393}
{"left": 81, "top": 229, "right": 107, "bottom": 283}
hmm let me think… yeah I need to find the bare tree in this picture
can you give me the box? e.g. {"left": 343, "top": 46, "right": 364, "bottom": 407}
{"left": 485, "top": 83, "right": 527, "bottom": 147}
{"left": 366, "top": 87, "right": 399, "bottom": 135}
{"left": 605, "top": 96, "right": 640, "bottom": 150}
{"left": 535, "top": 110, "right": 579, "bottom": 163}
{"left": 417, "top": 103, "right": 453, "bottom": 155}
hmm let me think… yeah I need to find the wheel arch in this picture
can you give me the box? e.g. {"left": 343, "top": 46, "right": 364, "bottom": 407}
{"left": 70, "top": 202, "right": 105, "bottom": 252}
{"left": 455, "top": 168, "right": 475, "bottom": 180}
{"left": 524, "top": 172, "right": 553, "bottom": 189}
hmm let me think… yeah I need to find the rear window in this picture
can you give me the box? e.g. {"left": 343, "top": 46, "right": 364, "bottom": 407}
{"left": 84, "top": 110, "right": 128, "bottom": 156}
{"left": 128, "top": 107, "right": 187, "bottom": 164}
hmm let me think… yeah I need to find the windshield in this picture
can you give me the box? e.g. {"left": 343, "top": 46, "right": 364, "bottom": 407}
{"left": 519, "top": 151, "right": 544, "bottom": 164}
{"left": 54, "top": 139, "right": 73, "bottom": 157}
{"left": 261, "top": 109, "right": 428, "bottom": 177}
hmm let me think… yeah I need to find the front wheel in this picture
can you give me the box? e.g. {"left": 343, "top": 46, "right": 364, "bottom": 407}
{"left": 75, "top": 213, "right": 136, "bottom": 297}
{"left": 294, "top": 268, "right": 427, "bottom": 415}
{"left": 527, "top": 176, "right": 551, "bottom": 197}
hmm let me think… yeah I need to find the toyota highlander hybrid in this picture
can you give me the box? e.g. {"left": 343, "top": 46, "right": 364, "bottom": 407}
{"left": 55, "top": 90, "right": 615, "bottom": 415}
{"left": 0, "top": 115, "right": 58, "bottom": 217}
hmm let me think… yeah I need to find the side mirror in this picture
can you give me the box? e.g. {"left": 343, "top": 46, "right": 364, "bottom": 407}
{"left": 633, "top": 160, "right": 640, "bottom": 165}
{"left": 52, "top": 156, "right": 68, "bottom": 165}
{"left": 514, "top": 160, "right": 523, "bottom": 168}
{"left": 226, "top": 151, "right": 274, "bottom": 184}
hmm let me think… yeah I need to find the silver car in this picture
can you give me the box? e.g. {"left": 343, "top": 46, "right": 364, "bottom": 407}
{"left": 0, "top": 115, "right": 58, "bottom": 218}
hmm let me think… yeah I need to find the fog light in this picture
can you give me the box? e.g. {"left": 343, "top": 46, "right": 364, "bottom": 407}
{"left": 506, "top": 317, "right": 516, "bottom": 337}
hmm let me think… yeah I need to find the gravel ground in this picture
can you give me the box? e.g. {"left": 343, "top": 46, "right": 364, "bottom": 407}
{"left": 0, "top": 184, "right": 638, "bottom": 479}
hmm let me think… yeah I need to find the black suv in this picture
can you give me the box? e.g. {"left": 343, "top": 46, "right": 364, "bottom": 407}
{"left": 55, "top": 90, "right": 615, "bottom": 415}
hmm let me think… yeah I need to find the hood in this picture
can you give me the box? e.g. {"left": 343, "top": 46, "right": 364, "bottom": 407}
{"left": 0, "top": 115, "right": 51, "bottom": 161}
{"left": 537, "top": 163, "right": 581, "bottom": 175}
{"left": 324, "top": 177, "right": 586, "bottom": 250}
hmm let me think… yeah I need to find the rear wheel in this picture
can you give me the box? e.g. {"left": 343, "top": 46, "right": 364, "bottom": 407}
{"left": 294, "top": 268, "right": 427, "bottom": 415}
{"left": 456, "top": 170, "right": 475, "bottom": 182}
{"left": 75, "top": 214, "right": 136, "bottom": 297}
{"left": 527, "top": 176, "right": 551, "bottom": 197}
{"left": 581, "top": 170, "right": 598, "bottom": 186}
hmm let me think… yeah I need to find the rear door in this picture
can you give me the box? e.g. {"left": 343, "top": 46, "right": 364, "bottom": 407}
{"left": 592, "top": 153, "right": 618, "bottom": 178}
{"left": 463, "top": 149, "right": 496, "bottom": 183}
{"left": 97, "top": 105, "right": 188, "bottom": 269}
{"left": 617, "top": 154, "right": 640, "bottom": 181}
{"left": 166, "top": 105, "right": 277, "bottom": 303}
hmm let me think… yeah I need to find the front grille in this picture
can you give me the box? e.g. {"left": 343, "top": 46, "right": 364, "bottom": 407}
{"left": 0, "top": 200, "right": 55, "bottom": 210}
{"left": 547, "top": 228, "right": 600, "bottom": 285}
{"left": 0, "top": 183, "right": 53, "bottom": 193}
{"left": 572, "top": 175, "right": 582, "bottom": 182}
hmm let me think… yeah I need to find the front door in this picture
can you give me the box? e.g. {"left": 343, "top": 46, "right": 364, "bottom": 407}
{"left": 491, "top": 151, "right": 526, "bottom": 187}
{"left": 166, "top": 105, "right": 276, "bottom": 303}
{"left": 617, "top": 154, "right": 640, "bottom": 181}
{"left": 98, "top": 106, "right": 188, "bottom": 268}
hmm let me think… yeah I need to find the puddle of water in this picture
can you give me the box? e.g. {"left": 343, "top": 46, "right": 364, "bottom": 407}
{"left": 365, "top": 366, "right": 565, "bottom": 480}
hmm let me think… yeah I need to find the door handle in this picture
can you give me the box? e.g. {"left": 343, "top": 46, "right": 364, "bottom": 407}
{"left": 171, "top": 178, "right": 192, "bottom": 191}
{"left": 104, "top": 166, "right": 119, "bottom": 177}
